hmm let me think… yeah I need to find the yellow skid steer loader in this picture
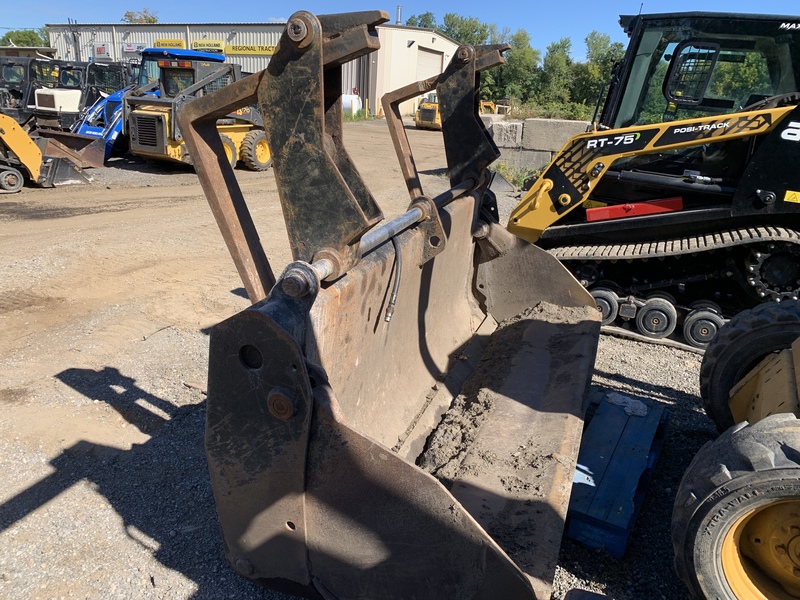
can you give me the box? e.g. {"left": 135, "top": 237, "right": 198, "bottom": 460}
{"left": 178, "top": 11, "right": 600, "bottom": 599}
{"left": 0, "top": 113, "right": 102, "bottom": 193}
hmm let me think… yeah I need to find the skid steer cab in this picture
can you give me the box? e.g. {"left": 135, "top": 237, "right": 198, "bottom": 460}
{"left": 122, "top": 48, "right": 271, "bottom": 170}
{"left": 1, "top": 57, "right": 132, "bottom": 132}
{"left": 178, "top": 10, "right": 600, "bottom": 600}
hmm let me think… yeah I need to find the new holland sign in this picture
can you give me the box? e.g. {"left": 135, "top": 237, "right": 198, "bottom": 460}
{"left": 153, "top": 39, "right": 186, "bottom": 49}
{"left": 191, "top": 39, "right": 225, "bottom": 52}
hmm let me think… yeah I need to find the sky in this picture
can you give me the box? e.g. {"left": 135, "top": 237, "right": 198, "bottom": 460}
{"left": 3, "top": 0, "right": 800, "bottom": 59}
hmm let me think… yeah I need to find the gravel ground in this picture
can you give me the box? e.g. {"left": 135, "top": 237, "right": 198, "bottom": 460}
{"left": 0, "top": 122, "right": 722, "bottom": 600}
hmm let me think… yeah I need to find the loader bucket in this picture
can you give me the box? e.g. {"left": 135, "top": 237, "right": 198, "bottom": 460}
{"left": 38, "top": 156, "right": 92, "bottom": 187}
{"left": 34, "top": 129, "right": 106, "bottom": 169}
{"left": 179, "top": 11, "right": 600, "bottom": 600}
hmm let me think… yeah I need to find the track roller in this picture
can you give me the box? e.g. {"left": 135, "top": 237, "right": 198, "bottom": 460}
{"left": 682, "top": 309, "right": 725, "bottom": 349}
{"left": 590, "top": 287, "right": 619, "bottom": 325}
{"left": 635, "top": 297, "right": 678, "bottom": 339}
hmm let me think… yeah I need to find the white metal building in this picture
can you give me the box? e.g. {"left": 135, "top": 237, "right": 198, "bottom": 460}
{"left": 45, "top": 22, "right": 460, "bottom": 116}
{"left": 374, "top": 25, "right": 458, "bottom": 116}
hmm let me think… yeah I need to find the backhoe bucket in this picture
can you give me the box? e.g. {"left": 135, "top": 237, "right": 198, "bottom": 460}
{"left": 179, "top": 11, "right": 600, "bottom": 600}
{"left": 35, "top": 129, "right": 106, "bottom": 169}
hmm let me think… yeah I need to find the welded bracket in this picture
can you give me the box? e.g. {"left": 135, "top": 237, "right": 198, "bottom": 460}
{"left": 206, "top": 262, "right": 320, "bottom": 586}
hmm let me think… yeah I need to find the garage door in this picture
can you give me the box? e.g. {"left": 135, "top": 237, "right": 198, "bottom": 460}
{"left": 416, "top": 47, "right": 443, "bottom": 80}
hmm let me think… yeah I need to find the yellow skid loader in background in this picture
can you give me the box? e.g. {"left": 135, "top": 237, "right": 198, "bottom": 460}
{"left": 178, "top": 11, "right": 599, "bottom": 600}
{"left": 415, "top": 94, "right": 496, "bottom": 130}
{"left": 124, "top": 48, "right": 271, "bottom": 170}
{"left": 414, "top": 92, "right": 441, "bottom": 129}
{"left": 0, "top": 113, "right": 101, "bottom": 193}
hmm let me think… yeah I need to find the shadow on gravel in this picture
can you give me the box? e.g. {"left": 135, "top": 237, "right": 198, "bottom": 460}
{"left": 105, "top": 155, "right": 195, "bottom": 174}
{"left": 593, "top": 368, "right": 698, "bottom": 404}
{"left": 0, "top": 366, "right": 295, "bottom": 600}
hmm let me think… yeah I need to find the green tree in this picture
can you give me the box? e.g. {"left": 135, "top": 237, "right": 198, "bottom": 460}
{"left": 121, "top": 8, "right": 159, "bottom": 23}
{"left": 494, "top": 29, "right": 541, "bottom": 102}
{"left": 487, "top": 24, "right": 511, "bottom": 45}
{"left": 538, "top": 38, "right": 573, "bottom": 103}
{"left": 405, "top": 12, "right": 436, "bottom": 29}
{"left": 709, "top": 52, "right": 772, "bottom": 106}
{"left": 439, "top": 13, "right": 490, "bottom": 46}
{"left": 570, "top": 31, "right": 624, "bottom": 105}
{"left": 0, "top": 29, "right": 47, "bottom": 47}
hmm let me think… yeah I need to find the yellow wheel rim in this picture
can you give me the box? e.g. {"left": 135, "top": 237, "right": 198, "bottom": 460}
{"left": 255, "top": 138, "right": 270, "bottom": 163}
{"left": 722, "top": 500, "right": 800, "bottom": 599}
{"left": 223, "top": 143, "right": 234, "bottom": 164}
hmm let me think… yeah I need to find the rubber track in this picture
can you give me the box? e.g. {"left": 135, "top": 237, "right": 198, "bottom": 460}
{"left": 549, "top": 226, "right": 800, "bottom": 261}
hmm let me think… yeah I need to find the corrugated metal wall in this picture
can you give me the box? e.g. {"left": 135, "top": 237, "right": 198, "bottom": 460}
{"left": 46, "top": 23, "right": 284, "bottom": 73}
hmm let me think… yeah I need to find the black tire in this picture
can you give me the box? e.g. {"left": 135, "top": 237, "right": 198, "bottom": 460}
{"left": 591, "top": 287, "right": 619, "bottom": 325}
{"left": 0, "top": 167, "right": 24, "bottom": 193}
{"left": 672, "top": 413, "right": 800, "bottom": 599}
{"left": 682, "top": 309, "right": 725, "bottom": 349}
{"left": 636, "top": 297, "right": 678, "bottom": 338}
{"left": 219, "top": 134, "right": 238, "bottom": 169}
{"left": 240, "top": 129, "right": 272, "bottom": 171}
{"left": 700, "top": 301, "right": 800, "bottom": 432}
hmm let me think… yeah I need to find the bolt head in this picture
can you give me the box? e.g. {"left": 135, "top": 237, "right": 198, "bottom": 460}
{"left": 268, "top": 389, "right": 297, "bottom": 421}
{"left": 288, "top": 18, "right": 308, "bottom": 41}
{"left": 286, "top": 15, "right": 313, "bottom": 48}
{"left": 235, "top": 557, "right": 254, "bottom": 576}
{"left": 281, "top": 268, "right": 313, "bottom": 297}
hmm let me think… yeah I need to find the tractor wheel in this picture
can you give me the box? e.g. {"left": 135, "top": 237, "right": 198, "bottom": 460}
{"left": 672, "top": 413, "right": 800, "bottom": 599}
{"left": 219, "top": 134, "right": 238, "bottom": 169}
{"left": 700, "top": 301, "right": 800, "bottom": 433}
{"left": 240, "top": 129, "right": 272, "bottom": 171}
{"left": 0, "top": 167, "right": 24, "bottom": 193}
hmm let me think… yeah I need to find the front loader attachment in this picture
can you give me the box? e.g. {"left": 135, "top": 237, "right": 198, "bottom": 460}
{"left": 179, "top": 10, "right": 600, "bottom": 600}
{"left": 35, "top": 129, "right": 106, "bottom": 169}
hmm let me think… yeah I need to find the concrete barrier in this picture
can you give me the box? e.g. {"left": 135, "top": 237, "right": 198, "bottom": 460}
{"left": 482, "top": 116, "right": 590, "bottom": 171}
